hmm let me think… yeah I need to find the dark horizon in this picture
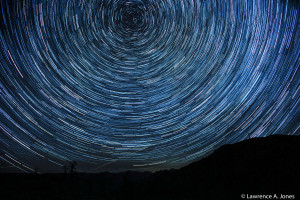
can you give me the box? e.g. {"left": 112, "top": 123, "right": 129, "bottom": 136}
{"left": 1, "top": 134, "right": 300, "bottom": 200}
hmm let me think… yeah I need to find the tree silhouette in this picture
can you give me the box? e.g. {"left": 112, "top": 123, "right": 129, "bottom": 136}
{"left": 69, "top": 161, "right": 77, "bottom": 174}
{"left": 63, "top": 165, "right": 68, "bottom": 174}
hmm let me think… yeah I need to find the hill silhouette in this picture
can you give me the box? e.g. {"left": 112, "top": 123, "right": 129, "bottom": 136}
{"left": 1, "top": 135, "right": 300, "bottom": 200}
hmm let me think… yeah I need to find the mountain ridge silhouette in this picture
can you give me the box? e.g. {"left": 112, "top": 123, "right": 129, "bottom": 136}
{"left": 1, "top": 134, "right": 299, "bottom": 200}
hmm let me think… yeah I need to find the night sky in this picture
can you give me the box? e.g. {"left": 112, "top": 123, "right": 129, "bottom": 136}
{"left": 0, "top": 0, "right": 299, "bottom": 173}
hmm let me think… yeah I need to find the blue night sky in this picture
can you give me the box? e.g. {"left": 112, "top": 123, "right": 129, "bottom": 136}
{"left": 0, "top": 0, "right": 299, "bottom": 173}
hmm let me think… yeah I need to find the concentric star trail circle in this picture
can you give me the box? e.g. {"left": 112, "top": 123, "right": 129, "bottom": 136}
{"left": 0, "top": 0, "right": 299, "bottom": 172}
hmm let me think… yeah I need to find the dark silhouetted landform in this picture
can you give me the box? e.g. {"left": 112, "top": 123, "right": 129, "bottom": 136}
{"left": 1, "top": 135, "right": 300, "bottom": 200}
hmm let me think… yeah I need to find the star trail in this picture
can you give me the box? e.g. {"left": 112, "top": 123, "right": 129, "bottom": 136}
{"left": 0, "top": 0, "right": 299, "bottom": 173}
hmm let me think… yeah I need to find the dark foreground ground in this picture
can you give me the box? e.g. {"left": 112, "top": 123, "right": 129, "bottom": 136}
{"left": 1, "top": 135, "right": 300, "bottom": 200}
